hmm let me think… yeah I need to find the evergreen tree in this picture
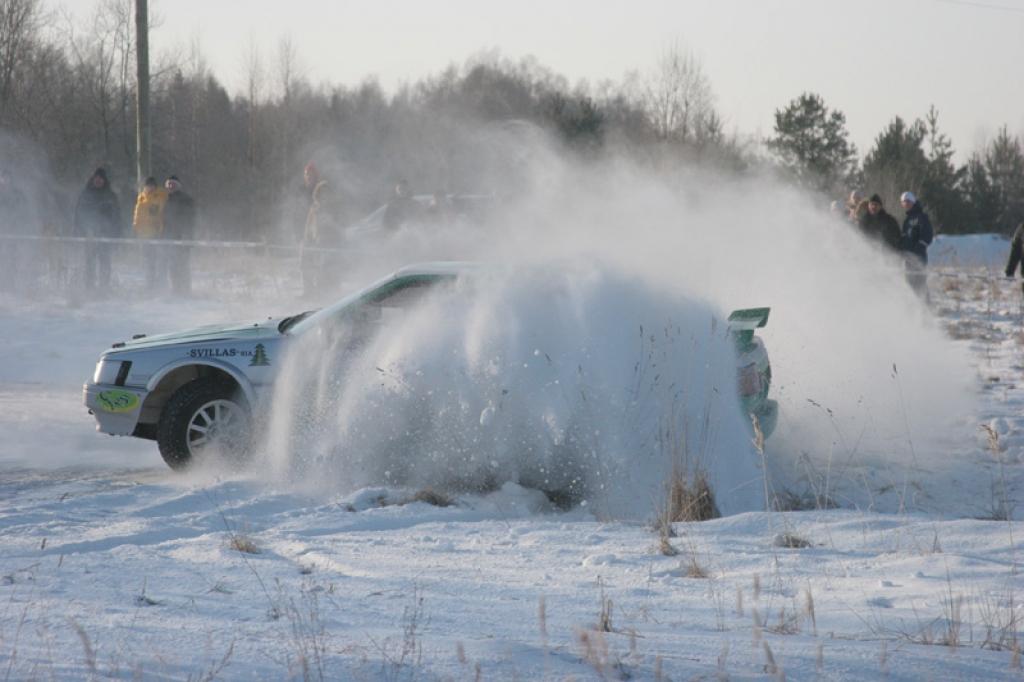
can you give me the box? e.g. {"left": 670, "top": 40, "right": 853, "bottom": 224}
{"left": 985, "top": 127, "right": 1024, "bottom": 234}
{"left": 766, "top": 92, "right": 857, "bottom": 196}
{"left": 861, "top": 116, "right": 928, "bottom": 211}
{"left": 921, "top": 107, "right": 968, "bottom": 233}
{"left": 960, "top": 156, "right": 1000, "bottom": 232}
{"left": 962, "top": 127, "right": 1024, "bottom": 234}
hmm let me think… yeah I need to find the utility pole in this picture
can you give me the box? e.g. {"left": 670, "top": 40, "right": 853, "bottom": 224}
{"left": 135, "top": 0, "right": 150, "bottom": 188}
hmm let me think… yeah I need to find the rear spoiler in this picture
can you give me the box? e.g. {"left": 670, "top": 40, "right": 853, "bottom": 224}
{"left": 728, "top": 307, "right": 770, "bottom": 351}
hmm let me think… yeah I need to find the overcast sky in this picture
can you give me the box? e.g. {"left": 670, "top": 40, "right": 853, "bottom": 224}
{"left": 77, "top": 0, "right": 1024, "bottom": 161}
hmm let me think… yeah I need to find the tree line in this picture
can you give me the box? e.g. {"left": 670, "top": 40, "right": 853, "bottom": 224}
{"left": 2, "top": 0, "right": 1022, "bottom": 240}
{"left": 768, "top": 93, "right": 1024, "bottom": 235}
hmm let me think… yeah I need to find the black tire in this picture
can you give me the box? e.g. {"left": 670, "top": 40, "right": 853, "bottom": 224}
{"left": 156, "top": 378, "right": 251, "bottom": 470}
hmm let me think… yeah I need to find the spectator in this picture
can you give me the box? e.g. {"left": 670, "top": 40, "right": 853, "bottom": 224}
{"left": 1004, "top": 222, "right": 1024, "bottom": 279}
{"left": 857, "top": 194, "right": 901, "bottom": 252}
{"left": 163, "top": 175, "right": 196, "bottom": 295}
{"left": 899, "top": 191, "right": 934, "bottom": 298}
{"left": 73, "top": 167, "right": 121, "bottom": 291}
{"left": 846, "top": 190, "right": 864, "bottom": 224}
{"left": 382, "top": 179, "right": 416, "bottom": 230}
{"left": 301, "top": 162, "right": 341, "bottom": 296}
{"left": 829, "top": 199, "right": 845, "bottom": 221}
{"left": 132, "top": 176, "right": 169, "bottom": 290}
{"left": 426, "top": 190, "right": 454, "bottom": 228}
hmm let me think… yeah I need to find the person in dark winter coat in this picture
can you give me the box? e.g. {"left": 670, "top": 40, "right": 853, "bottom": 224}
{"left": 1004, "top": 223, "right": 1024, "bottom": 278}
{"left": 857, "top": 194, "right": 901, "bottom": 252}
{"left": 163, "top": 175, "right": 196, "bottom": 295}
{"left": 73, "top": 167, "right": 121, "bottom": 290}
{"left": 899, "top": 191, "right": 934, "bottom": 298}
{"left": 382, "top": 179, "right": 416, "bottom": 230}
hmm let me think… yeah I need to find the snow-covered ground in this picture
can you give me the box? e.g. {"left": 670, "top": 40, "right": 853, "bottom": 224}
{"left": 931, "top": 233, "right": 1011, "bottom": 270}
{"left": 3, "top": 230, "right": 1024, "bottom": 680}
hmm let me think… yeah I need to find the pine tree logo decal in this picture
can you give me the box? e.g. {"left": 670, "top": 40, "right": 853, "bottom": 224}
{"left": 249, "top": 343, "right": 270, "bottom": 366}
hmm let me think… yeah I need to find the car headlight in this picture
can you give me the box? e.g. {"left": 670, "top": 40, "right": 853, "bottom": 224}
{"left": 93, "top": 359, "right": 131, "bottom": 385}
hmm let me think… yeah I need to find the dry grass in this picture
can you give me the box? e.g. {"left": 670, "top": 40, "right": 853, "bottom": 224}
{"left": 765, "top": 604, "right": 802, "bottom": 635}
{"left": 667, "top": 469, "right": 719, "bottom": 522}
{"left": 940, "top": 276, "right": 963, "bottom": 294}
{"left": 229, "top": 534, "right": 260, "bottom": 554}
{"left": 408, "top": 488, "right": 454, "bottom": 507}
{"left": 370, "top": 587, "right": 427, "bottom": 680}
{"left": 973, "top": 584, "right": 1022, "bottom": 655}
{"left": 772, "top": 489, "right": 838, "bottom": 512}
{"left": 657, "top": 536, "right": 679, "bottom": 556}
{"left": 979, "top": 424, "right": 1015, "bottom": 521}
{"left": 805, "top": 588, "right": 818, "bottom": 636}
{"left": 597, "top": 581, "right": 614, "bottom": 633}
{"left": 762, "top": 641, "right": 780, "bottom": 677}
{"left": 772, "top": 532, "right": 812, "bottom": 549}
{"left": 684, "top": 556, "right": 708, "bottom": 579}
{"left": 575, "top": 629, "right": 631, "bottom": 681}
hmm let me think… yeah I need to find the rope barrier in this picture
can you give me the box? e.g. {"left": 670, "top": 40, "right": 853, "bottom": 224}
{"left": 0, "top": 233, "right": 355, "bottom": 254}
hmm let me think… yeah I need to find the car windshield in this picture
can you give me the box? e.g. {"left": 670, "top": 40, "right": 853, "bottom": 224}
{"left": 286, "top": 272, "right": 459, "bottom": 336}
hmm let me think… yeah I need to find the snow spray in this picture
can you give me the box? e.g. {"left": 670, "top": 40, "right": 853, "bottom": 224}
{"left": 261, "top": 261, "right": 764, "bottom": 519}
{"left": 257, "top": 123, "right": 975, "bottom": 516}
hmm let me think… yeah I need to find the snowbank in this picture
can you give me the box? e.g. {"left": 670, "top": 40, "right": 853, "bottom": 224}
{"left": 930, "top": 233, "right": 1009, "bottom": 270}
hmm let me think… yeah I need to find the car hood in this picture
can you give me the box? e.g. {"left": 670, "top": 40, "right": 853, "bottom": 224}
{"left": 114, "top": 319, "right": 284, "bottom": 351}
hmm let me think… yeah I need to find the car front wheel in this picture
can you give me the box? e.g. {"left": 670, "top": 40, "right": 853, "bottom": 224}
{"left": 157, "top": 378, "right": 251, "bottom": 470}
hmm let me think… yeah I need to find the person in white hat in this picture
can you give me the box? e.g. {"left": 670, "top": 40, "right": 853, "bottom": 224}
{"left": 899, "top": 191, "right": 933, "bottom": 298}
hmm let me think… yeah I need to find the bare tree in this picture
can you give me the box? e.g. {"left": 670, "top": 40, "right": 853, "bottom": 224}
{"left": 0, "top": 0, "right": 43, "bottom": 122}
{"left": 275, "top": 35, "right": 304, "bottom": 180}
{"left": 276, "top": 35, "right": 302, "bottom": 104}
{"left": 62, "top": 2, "right": 125, "bottom": 157}
{"left": 242, "top": 36, "right": 264, "bottom": 170}
{"left": 640, "top": 45, "right": 718, "bottom": 145}
{"left": 104, "top": 0, "right": 134, "bottom": 157}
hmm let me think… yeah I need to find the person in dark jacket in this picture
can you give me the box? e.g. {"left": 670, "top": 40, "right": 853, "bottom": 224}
{"left": 857, "top": 194, "right": 901, "bottom": 252}
{"left": 163, "top": 175, "right": 196, "bottom": 295}
{"left": 73, "top": 167, "right": 121, "bottom": 290}
{"left": 899, "top": 191, "right": 934, "bottom": 298}
{"left": 382, "top": 179, "right": 416, "bottom": 230}
{"left": 1004, "top": 223, "right": 1024, "bottom": 279}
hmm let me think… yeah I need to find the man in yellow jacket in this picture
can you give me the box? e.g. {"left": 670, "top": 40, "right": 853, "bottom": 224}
{"left": 133, "top": 176, "right": 169, "bottom": 290}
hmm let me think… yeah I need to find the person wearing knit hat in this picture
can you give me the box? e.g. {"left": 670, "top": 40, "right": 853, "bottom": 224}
{"left": 73, "top": 167, "right": 121, "bottom": 290}
{"left": 856, "top": 193, "right": 901, "bottom": 252}
{"left": 133, "top": 176, "right": 169, "bottom": 291}
{"left": 898, "top": 190, "right": 933, "bottom": 299}
{"left": 164, "top": 174, "right": 196, "bottom": 295}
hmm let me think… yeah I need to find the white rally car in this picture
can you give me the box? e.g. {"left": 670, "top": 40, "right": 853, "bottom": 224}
{"left": 84, "top": 263, "right": 777, "bottom": 470}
